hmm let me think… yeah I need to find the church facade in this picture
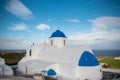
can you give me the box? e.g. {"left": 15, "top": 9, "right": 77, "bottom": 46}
{"left": 18, "top": 30, "right": 102, "bottom": 80}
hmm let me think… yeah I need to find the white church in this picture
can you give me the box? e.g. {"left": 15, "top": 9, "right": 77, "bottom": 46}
{"left": 18, "top": 30, "right": 103, "bottom": 80}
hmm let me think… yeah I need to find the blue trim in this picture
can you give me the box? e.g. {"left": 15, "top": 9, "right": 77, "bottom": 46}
{"left": 47, "top": 69, "right": 56, "bottom": 76}
{"left": 50, "top": 30, "right": 67, "bottom": 38}
{"left": 78, "top": 51, "right": 99, "bottom": 66}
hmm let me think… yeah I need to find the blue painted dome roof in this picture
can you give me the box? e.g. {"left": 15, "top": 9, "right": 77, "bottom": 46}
{"left": 50, "top": 30, "right": 67, "bottom": 38}
{"left": 47, "top": 69, "right": 56, "bottom": 76}
{"left": 78, "top": 51, "right": 99, "bottom": 66}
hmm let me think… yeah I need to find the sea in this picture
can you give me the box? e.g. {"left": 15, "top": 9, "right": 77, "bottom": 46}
{"left": 93, "top": 49, "right": 120, "bottom": 57}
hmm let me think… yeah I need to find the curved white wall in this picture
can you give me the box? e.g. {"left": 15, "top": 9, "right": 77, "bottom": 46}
{"left": 76, "top": 65, "right": 102, "bottom": 80}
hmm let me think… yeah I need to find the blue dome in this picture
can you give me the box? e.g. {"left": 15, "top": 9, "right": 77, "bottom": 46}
{"left": 50, "top": 30, "right": 67, "bottom": 38}
{"left": 78, "top": 51, "right": 99, "bottom": 66}
{"left": 47, "top": 69, "right": 56, "bottom": 76}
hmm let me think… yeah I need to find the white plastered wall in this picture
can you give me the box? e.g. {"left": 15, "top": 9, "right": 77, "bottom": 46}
{"left": 18, "top": 59, "right": 53, "bottom": 74}
{"left": 58, "top": 63, "right": 76, "bottom": 77}
{"left": 49, "top": 38, "right": 67, "bottom": 47}
{"left": 76, "top": 65, "right": 102, "bottom": 80}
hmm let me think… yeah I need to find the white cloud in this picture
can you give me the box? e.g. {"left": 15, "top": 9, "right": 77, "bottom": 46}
{"left": 69, "top": 30, "right": 120, "bottom": 45}
{"left": 89, "top": 16, "right": 120, "bottom": 31}
{"left": 9, "top": 23, "right": 28, "bottom": 31}
{"left": 68, "top": 30, "right": 120, "bottom": 49}
{"left": 65, "top": 19, "right": 80, "bottom": 23}
{"left": 68, "top": 16, "right": 120, "bottom": 49}
{"left": 36, "top": 23, "right": 50, "bottom": 30}
{"left": 0, "top": 36, "right": 31, "bottom": 49}
{"left": 4, "top": 0, "right": 33, "bottom": 20}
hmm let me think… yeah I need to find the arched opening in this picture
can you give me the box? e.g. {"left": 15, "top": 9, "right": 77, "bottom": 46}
{"left": 63, "top": 40, "right": 65, "bottom": 45}
{"left": 47, "top": 69, "right": 56, "bottom": 76}
{"left": 29, "top": 49, "right": 32, "bottom": 56}
{"left": 78, "top": 51, "right": 99, "bottom": 66}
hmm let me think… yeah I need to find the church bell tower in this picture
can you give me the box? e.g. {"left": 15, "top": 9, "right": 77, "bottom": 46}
{"left": 49, "top": 30, "right": 67, "bottom": 47}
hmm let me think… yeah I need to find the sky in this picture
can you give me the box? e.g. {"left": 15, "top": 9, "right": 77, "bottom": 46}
{"left": 0, "top": 0, "right": 120, "bottom": 50}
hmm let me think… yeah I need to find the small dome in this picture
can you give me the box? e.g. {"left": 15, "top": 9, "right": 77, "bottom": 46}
{"left": 50, "top": 30, "right": 67, "bottom": 38}
{"left": 47, "top": 69, "right": 56, "bottom": 76}
{"left": 78, "top": 51, "right": 99, "bottom": 66}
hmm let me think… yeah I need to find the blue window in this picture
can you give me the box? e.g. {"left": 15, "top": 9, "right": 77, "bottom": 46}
{"left": 47, "top": 69, "right": 56, "bottom": 76}
{"left": 78, "top": 51, "right": 99, "bottom": 66}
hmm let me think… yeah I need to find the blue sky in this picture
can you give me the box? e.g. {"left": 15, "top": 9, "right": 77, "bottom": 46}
{"left": 0, "top": 0, "right": 120, "bottom": 50}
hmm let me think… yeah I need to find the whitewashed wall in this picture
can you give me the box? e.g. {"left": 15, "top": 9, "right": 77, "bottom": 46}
{"left": 76, "top": 65, "right": 102, "bottom": 80}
